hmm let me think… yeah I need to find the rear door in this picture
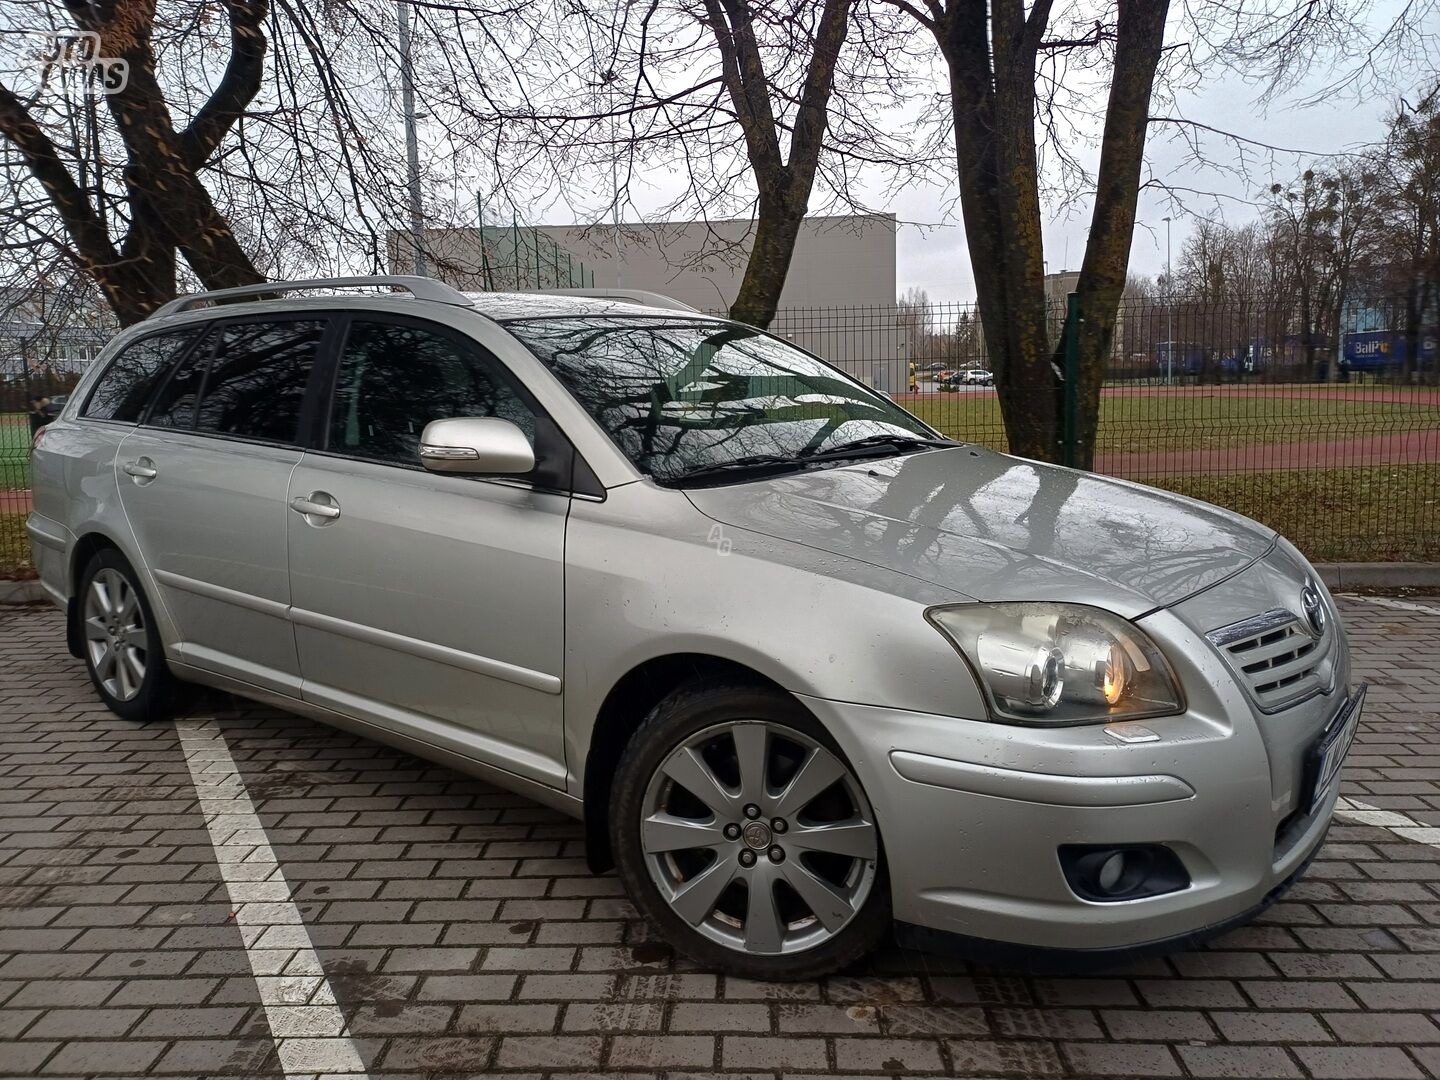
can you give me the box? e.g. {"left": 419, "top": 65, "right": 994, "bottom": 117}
{"left": 115, "top": 316, "right": 333, "bottom": 694}
{"left": 286, "top": 315, "right": 570, "bottom": 786}
{"left": 31, "top": 327, "right": 202, "bottom": 603}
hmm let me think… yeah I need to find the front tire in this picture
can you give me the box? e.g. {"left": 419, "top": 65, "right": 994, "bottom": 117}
{"left": 77, "top": 549, "right": 177, "bottom": 722}
{"left": 611, "top": 681, "right": 890, "bottom": 980}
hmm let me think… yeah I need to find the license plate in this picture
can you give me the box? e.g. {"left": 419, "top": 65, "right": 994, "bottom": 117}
{"left": 1307, "top": 685, "right": 1366, "bottom": 814}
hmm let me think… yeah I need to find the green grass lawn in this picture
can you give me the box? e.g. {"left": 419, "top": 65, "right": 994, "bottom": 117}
{"left": 1152, "top": 464, "right": 1440, "bottom": 563}
{"left": 0, "top": 514, "right": 31, "bottom": 579}
{"left": 1, "top": 414, "right": 31, "bottom": 491}
{"left": 904, "top": 391, "right": 1440, "bottom": 455}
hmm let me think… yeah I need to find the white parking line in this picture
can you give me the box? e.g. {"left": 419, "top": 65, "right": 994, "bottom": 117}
{"left": 1338, "top": 593, "right": 1440, "bottom": 616}
{"left": 176, "top": 717, "right": 371, "bottom": 1080}
{"left": 1335, "top": 796, "right": 1440, "bottom": 850}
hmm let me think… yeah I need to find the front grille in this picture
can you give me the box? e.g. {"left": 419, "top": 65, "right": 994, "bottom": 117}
{"left": 1207, "top": 609, "right": 1329, "bottom": 711}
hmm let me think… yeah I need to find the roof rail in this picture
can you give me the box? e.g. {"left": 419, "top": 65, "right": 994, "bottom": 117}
{"left": 148, "top": 275, "right": 473, "bottom": 319}
{"left": 528, "top": 287, "right": 702, "bottom": 313}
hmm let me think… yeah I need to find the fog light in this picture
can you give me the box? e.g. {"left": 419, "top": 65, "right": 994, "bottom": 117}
{"left": 1058, "top": 844, "right": 1190, "bottom": 902}
{"left": 1096, "top": 851, "right": 1126, "bottom": 892}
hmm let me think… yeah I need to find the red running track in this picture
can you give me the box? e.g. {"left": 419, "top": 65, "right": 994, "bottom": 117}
{"left": 1095, "top": 427, "right": 1440, "bottom": 479}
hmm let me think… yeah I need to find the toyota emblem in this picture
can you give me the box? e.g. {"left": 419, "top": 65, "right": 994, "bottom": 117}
{"left": 1300, "top": 583, "right": 1327, "bottom": 636}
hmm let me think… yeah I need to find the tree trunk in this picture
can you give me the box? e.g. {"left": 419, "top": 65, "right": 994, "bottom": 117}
{"left": 1402, "top": 283, "right": 1421, "bottom": 380}
{"left": 729, "top": 195, "right": 806, "bottom": 326}
{"left": 708, "top": 0, "right": 851, "bottom": 330}
{"left": 104, "top": 37, "right": 264, "bottom": 292}
{"left": 935, "top": 0, "right": 1059, "bottom": 462}
{"left": 1299, "top": 284, "right": 1316, "bottom": 378}
{"left": 1329, "top": 267, "right": 1348, "bottom": 384}
{"left": 928, "top": 0, "right": 1169, "bottom": 465}
{"left": 1070, "top": 0, "right": 1170, "bottom": 468}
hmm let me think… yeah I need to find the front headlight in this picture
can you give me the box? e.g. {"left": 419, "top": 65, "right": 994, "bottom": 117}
{"left": 927, "top": 602, "right": 1184, "bottom": 725}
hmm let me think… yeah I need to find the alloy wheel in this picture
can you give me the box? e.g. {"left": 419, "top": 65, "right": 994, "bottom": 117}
{"left": 83, "top": 568, "right": 148, "bottom": 702}
{"left": 640, "top": 720, "right": 879, "bottom": 956}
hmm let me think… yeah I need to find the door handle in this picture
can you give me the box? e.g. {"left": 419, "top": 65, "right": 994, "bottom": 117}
{"left": 290, "top": 493, "right": 341, "bottom": 521}
{"left": 122, "top": 458, "right": 157, "bottom": 481}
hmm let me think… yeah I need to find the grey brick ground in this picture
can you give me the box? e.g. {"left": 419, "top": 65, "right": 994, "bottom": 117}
{"left": 0, "top": 595, "right": 1438, "bottom": 1076}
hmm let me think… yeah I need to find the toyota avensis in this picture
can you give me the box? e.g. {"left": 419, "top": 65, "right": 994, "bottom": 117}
{"left": 27, "top": 276, "right": 1363, "bottom": 979}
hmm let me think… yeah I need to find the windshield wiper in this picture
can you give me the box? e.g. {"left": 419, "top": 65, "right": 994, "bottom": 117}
{"left": 666, "top": 435, "right": 960, "bottom": 488}
{"left": 666, "top": 454, "right": 809, "bottom": 488}
{"left": 801, "top": 433, "right": 961, "bottom": 460}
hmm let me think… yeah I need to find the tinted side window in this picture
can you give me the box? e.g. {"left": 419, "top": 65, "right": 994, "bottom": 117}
{"left": 329, "top": 321, "right": 535, "bottom": 465}
{"left": 145, "top": 332, "right": 212, "bottom": 429}
{"left": 195, "top": 320, "right": 323, "bottom": 443}
{"left": 82, "top": 329, "right": 197, "bottom": 422}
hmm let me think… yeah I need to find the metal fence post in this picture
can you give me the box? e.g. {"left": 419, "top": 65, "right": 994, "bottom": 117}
{"left": 1061, "top": 292, "right": 1081, "bottom": 468}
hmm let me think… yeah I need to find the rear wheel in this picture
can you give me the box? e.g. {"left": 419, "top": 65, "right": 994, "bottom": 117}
{"left": 77, "top": 549, "right": 176, "bottom": 722}
{"left": 612, "top": 681, "right": 889, "bottom": 980}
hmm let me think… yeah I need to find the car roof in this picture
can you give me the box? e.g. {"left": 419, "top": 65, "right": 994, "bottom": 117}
{"left": 464, "top": 291, "right": 717, "bottom": 322}
{"left": 145, "top": 277, "right": 714, "bottom": 326}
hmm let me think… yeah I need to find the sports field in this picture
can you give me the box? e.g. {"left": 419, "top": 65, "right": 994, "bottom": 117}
{"left": 903, "top": 384, "right": 1440, "bottom": 460}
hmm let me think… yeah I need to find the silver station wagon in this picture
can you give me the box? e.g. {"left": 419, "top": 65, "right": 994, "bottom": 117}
{"left": 28, "top": 276, "right": 1363, "bottom": 979}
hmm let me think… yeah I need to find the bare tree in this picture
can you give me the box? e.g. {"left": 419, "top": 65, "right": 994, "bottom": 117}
{"left": 0, "top": 0, "right": 270, "bottom": 323}
{"left": 1372, "top": 84, "right": 1440, "bottom": 380}
{"left": 1267, "top": 170, "right": 1340, "bottom": 378}
{"left": 1, "top": 1, "right": 438, "bottom": 325}
{"left": 1322, "top": 168, "right": 1381, "bottom": 381}
{"left": 882, "top": 0, "right": 1168, "bottom": 464}
{"left": 703, "top": 0, "right": 850, "bottom": 326}
{"left": 884, "top": 0, "right": 1436, "bottom": 465}
{"left": 400, "top": 0, "right": 930, "bottom": 326}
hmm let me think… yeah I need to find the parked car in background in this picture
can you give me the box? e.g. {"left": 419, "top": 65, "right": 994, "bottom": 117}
{"left": 28, "top": 276, "right": 1361, "bottom": 979}
{"left": 44, "top": 394, "right": 69, "bottom": 416}
{"left": 941, "top": 367, "right": 994, "bottom": 388}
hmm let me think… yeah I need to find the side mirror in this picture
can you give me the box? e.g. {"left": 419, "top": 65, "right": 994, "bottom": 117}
{"left": 419, "top": 417, "right": 535, "bottom": 475}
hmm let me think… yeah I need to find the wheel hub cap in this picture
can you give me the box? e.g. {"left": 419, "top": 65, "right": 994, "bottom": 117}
{"left": 640, "top": 720, "right": 879, "bottom": 957}
{"left": 82, "top": 568, "right": 147, "bottom": 703}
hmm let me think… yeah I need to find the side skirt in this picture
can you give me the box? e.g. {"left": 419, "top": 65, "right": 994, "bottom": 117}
{"left": 167, "top": 660, "right": 586, "bottom": 821}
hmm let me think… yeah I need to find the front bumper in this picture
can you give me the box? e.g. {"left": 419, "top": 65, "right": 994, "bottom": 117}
{"left": 892, "top": 822, "right": 1328, "bottom": 967}
{"left": 796, "top": 675, "right": 1355, "bottom": 953}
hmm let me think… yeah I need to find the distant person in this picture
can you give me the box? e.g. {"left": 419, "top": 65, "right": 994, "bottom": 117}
{"left": 28, "top": 396, "right": 51, "bottom": 436}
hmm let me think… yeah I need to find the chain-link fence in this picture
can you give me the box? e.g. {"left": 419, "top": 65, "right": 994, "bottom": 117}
{"left": 2, "top": 295, "right": 1436, "bottom": 578}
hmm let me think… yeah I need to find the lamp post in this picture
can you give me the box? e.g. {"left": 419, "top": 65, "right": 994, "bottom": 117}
{"left": 1163, "top": 216, "right": 1173, "bottom": 385}
{"left": 398, "top": 1, "right": 426, "bottom": 277}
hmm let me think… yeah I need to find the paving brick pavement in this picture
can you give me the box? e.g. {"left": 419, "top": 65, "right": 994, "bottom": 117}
{"left": 0, "top": 594, "right": 1437, "bottom": 1077}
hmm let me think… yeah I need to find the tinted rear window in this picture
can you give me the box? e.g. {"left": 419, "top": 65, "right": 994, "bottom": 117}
{"left": 195, "top": 321, "right": 324, "bottom": 443}
{"left": 82, "top": 330, "right": 198, "bottom": 422}
{"left": 145, "top": 336, "right": 210, "bottom": 430}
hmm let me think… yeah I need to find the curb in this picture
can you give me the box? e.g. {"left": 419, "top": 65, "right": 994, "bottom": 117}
{"left": 1315, "top": 563, "right": 1440, "bottom": 590}
{"left": 0, "top": 580, "right": 45, "bottom": 605}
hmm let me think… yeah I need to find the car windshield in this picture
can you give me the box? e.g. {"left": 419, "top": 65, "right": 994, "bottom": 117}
{"left": 503, "top": 317, "right": 939, "bottom": 484}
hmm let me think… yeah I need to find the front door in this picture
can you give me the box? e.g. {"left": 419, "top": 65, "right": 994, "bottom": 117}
{"left": 287, "top": 316, "right": 569, "bottom": 787}
{"left": 115, "top": 317, "right": 330, "bottom": 694}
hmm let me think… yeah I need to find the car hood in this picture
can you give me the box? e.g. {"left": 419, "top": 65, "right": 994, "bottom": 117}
{"left": 684, "top": 446, "right": 1276, "bottom": 617}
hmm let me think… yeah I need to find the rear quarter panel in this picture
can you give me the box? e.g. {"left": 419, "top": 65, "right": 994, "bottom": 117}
{"left": 28, "top": 419, "right": 137, "bottom": 606}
